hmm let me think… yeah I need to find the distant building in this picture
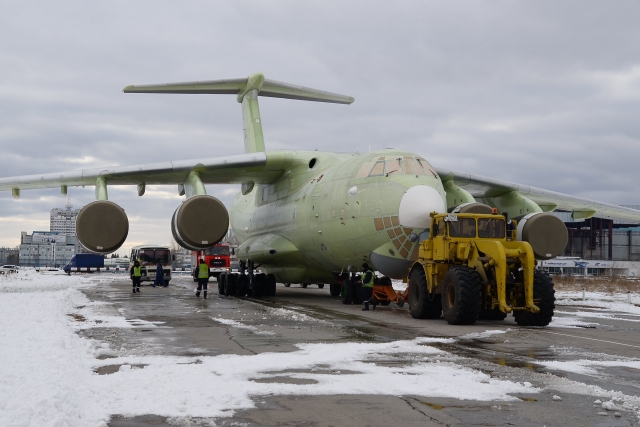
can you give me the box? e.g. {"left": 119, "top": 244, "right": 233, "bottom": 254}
{"left": 19, "top": 231, "right": 78, "bottom": 267}
{"left": 50, "top": 201, "right": 80, "bottom": 236}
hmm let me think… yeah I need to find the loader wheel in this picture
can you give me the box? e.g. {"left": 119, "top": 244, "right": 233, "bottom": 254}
{"left": 514, "top": 270, "right": 555, "bottom": 327}
{"left": 330, "top": 284, "right": 341, "bottom": 297}
{"left": 441, "top": 266, "right": 482, "bottom": 325}
{"left": 408, "top": 266, "right": 442, "bottom": 319}
{"left": 341, "top": 279, "right": 355, "bottom": 304}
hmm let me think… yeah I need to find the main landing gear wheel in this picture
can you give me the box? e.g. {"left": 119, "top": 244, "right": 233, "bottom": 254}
{"left": 236, "top": 273, "right": 249, "bottom": 297}
{"left": 514, "top": 270, "right": 556, "bottom": 327}
{"left": 218, "top": 272, "right": 227, "bottom": 295}
{"left": 265, "top": 274, "right": 277, "bottom": 296}
{"left": 224, "top": 273, "right": 237, "bottom": 296}
{"left": 341, "top": 279, "right": 355, "bottom": 304}
{"left": 441, "top": 266, "right": 483, "bottom": 325}
{"left": 408, "top": 266, "right": 442, "bottom": 319}
{"left": 329, "top": 284, "right": 341, "bottom": 297}
{"left": 252, "top": 273, "right": 266, "bottom": 297}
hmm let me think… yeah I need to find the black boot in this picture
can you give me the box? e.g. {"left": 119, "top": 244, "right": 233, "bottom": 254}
{"left": 204, "top": 291, "right": 207, "bottom": 299}
{"left": 195, "top": 291, "right": 200, "bottom": 298}
{"left": 362, "top": 301, "right": 369, "bottom": 311}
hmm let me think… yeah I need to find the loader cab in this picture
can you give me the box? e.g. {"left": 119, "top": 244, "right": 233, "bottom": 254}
{"left": 430, "top": 213, "right": 506, "bottom": 242}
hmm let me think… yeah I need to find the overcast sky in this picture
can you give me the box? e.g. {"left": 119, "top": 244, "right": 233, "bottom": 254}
{"left": 1, "top": 1, "right": 639, "bottom": 256}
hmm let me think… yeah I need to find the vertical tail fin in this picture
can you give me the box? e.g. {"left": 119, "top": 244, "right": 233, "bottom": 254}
{"left": 123, "top": 72, "right": 354, "bottom": 153}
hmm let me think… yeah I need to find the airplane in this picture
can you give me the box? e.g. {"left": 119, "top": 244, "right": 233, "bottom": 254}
{"left": 2, "top": 72, "right": 640, "bottom": 300}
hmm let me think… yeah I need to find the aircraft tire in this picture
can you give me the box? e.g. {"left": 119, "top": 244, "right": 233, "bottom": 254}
{"left": 408, "top": 266, "right": 442, "bottom": 319}
{"left": 441, "top": 266, "right": 482, "bottom": 325}
{"left": 236, "top": 274, "right": 248, "bottom": 297}
{"left": 252, "top": 273, "right": 266, "bottom": 297}
{"left": 225, "top": 274, "right": 237, "bottom": 296}
{"left": 218, "top": 273, "right": 227, "bottom": 295}
{"left": 329, "top": 284, "right": 341, "bottom": 297}
{"left": 513, "top": 270, "right": 555, "bottom": 327}
{"left": 266, "top": 274, "right": 277, "bottom": 296}
{"left": 341, "top": 279, "right": 355, "bottom": 304}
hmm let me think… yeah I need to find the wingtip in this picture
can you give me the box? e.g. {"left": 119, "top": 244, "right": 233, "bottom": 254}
{"left": 122, "top": 85, "right": 135, "bottom": 93}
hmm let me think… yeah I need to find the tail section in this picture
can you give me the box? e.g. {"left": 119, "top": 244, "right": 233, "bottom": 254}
{"left": 123, "top": 72, "right": 354, "bottom": 153}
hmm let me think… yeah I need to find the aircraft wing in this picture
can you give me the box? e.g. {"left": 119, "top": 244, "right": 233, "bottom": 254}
{"left": 436, "top": 166, "right": 640, "bottom": 223}
{"left": 0, "top": 151, "right": 294, "bottom": 195}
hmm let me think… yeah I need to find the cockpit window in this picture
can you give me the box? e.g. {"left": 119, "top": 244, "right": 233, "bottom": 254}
{"left": 385, "top": 158, "right": 403, "bottom": 175}
{"left": 404, "top": 158, "right": 414, "bottom": 175}
{"left": 369, "top": 161, "right": 385, "bottom": 176}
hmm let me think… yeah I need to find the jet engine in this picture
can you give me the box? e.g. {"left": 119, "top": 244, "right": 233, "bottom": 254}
{"left": 76, "top": 200, "right": 129, "bottom": 254}
{"left": 451, "top": 202, "right": 493, "bottom": 214}
{"left": 516, "top": 212, "right": 568, "bottom": 260}
{"left": 171, "top": 195, "right": 229, "bottom": 251}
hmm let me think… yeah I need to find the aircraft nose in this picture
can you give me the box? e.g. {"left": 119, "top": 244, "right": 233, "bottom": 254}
{"left": 398, "top": 185, "right": 446, "bottom": 228}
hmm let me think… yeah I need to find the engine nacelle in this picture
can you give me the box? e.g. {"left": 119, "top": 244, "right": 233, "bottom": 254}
{"left": 451, "top": 202, "right": 493, "bottom": 214}
{"left": 171, "top": 195, "right": 229, "bottom": 251}
{"left": 76, "top": 200, "right": 129, "bottom": 254}
{"left": 516, "top": 212, "right": 568, "bottom": 260}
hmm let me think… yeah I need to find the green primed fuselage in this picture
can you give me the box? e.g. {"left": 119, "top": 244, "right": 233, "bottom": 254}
{"left": 230, "top": 149, "right": 446, "bottom": 284}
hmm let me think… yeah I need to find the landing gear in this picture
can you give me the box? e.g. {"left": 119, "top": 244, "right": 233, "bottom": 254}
{"left": 236, "top": 273, "right": 249, "bottom": 297}
{"left": 330, "top": 284, "right": 341, "bottom": 297}
{"left": 265, "top": 274, "right": 277, "bottom": 296}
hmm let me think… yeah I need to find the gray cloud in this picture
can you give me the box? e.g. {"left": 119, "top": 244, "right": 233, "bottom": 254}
{"left": 2, "top": 1, "right": 640, "bottom": 254}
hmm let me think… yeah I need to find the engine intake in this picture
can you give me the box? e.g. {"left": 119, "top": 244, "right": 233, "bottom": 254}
{"left": 516, "top": 212, "right": 568, "bottom": 260}
{"left": 76, "top": 200, "right": 129, "bottom": 254}
{"left": 171, "top": 195, "right": 229, "bottom": 251}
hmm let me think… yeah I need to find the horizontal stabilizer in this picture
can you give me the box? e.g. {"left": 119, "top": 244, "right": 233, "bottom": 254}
{"left": 123, "top": 72, "right": 354, "bottom": 105}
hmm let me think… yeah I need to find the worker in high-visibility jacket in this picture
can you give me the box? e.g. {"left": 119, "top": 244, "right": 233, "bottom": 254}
{"left": 360, "top": 263, "right": 375, "bottom": 311}
{"left": 195, "top": 258, "right": 209, "bottom": 299}
{"left": 130, "top": 260, "right": 142, "bottom": 293}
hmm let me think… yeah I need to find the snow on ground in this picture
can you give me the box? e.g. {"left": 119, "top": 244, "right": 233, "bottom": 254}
{"left": 555, "top": 290, "right": 640, "bottom": 316}
{"left": 1, "top": 272, "right": 541, "bottom": 426}
{"left": 548, "top": 316, "right": 600, "bottom": 329}
{"left": 211, "top": 315, "right": 276, "bottom": 335}
{"left": 537, "top": 358, "right": 640, "bottom": 376}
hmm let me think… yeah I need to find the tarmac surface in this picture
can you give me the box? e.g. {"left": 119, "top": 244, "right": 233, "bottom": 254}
{"left": 76, "top": 274, "right": 640, "bottom": 427}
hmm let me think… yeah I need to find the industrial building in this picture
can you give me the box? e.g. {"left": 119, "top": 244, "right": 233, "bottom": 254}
{"left": 19, "top": 231, "right": 78, "bottom": 267}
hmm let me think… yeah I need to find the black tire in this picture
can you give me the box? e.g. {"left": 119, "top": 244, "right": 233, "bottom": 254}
{"left": 379, "top": 277, "right": 392, "bottom": 286}
{"left": 266, "top": 274, "right": 277, "bottom": 296}
{"left": 236, "top": 274, "right": 248, "bottom": 297}
{"left": 317, "top": 284, "right": 324, "bottom": 289}
{"left": 514, "top": 270, "right": 555, "bottom": 327}
{"left": 301, "top": 283, "right": 308, "bottom": 288}
{"left": 252, "top": 273, "right": 266, "bottom": 297}
{"left": 224, "top": 274, "right": 237, "bottom": 296}
{"left": 380, "top": 300, "right": 391, "bottom": 306}
{"left": 479, "top": 307, "right": 508, "bottom": 321}
{"left": 284, "top": 283, "right": 291, "bottom": 287}
{"left": 218, "top": 273, "right": 227, "bottom": 295}
{"left": 329, "top": 284, "right": 341, "bottom": 297}
{"left": 441, "top": 266, "right": 483, "bottom": 325}
{"left": 341, "top": 279, "right": 355, "bottom": 304}
{"left": 408, "top": 266, "right": 442, "bottom": 319}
